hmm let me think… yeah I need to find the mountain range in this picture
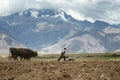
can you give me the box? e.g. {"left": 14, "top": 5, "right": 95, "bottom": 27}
{"left": 0, "top": 8, "right": 120, "bottom": 53}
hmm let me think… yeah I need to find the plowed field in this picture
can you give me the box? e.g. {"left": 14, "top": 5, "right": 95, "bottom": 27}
{"left": 0, "top": 61, "right": 120, "bottom": 80}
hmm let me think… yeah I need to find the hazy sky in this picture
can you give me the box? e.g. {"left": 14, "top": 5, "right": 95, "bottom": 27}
{"left": 0, "top": 0, "right": 120, "bottom": 24}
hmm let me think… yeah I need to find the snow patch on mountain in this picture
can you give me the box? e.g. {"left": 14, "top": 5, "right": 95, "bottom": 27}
{"left": 103, "top": 26, "right": 120, "bottom": 34}
{"left": 41, "top": 15, "right": 50, "bottom": 17}
{"left": 30, "top": 10, "right": 39, "bottom": 18}
{"left": 51, "top": 11, "right": 68, "bottom": 21}
{"left": 59, "top": 12, "right": 68, "bottom": 22}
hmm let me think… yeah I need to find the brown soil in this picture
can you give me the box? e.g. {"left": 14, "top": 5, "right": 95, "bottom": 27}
{"left": 0, "top": 61, "right": 120, "bottom": 80}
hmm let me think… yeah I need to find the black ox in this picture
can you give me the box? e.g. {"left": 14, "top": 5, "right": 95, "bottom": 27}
{"left": 9, "top": 47, "right": 38, "bottom": 61}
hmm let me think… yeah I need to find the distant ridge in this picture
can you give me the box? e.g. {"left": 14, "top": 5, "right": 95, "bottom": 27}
{"left": 0, "top": 8, "right": 120, "bottom": 53}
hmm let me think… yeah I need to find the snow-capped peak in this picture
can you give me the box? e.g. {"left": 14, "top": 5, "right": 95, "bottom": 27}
{"left": 18, "top": 9, "right": 69, "bottom": 21}
{"left": 40, "top": 9, "right": 69, "bottom": 21}
{"left": 52, "top": 10, "right": 68, "bottom": 21}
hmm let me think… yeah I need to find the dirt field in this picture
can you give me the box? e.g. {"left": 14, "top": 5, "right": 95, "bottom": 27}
{"left": 0, "top": 61, "right": 120, "bottom": 80}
